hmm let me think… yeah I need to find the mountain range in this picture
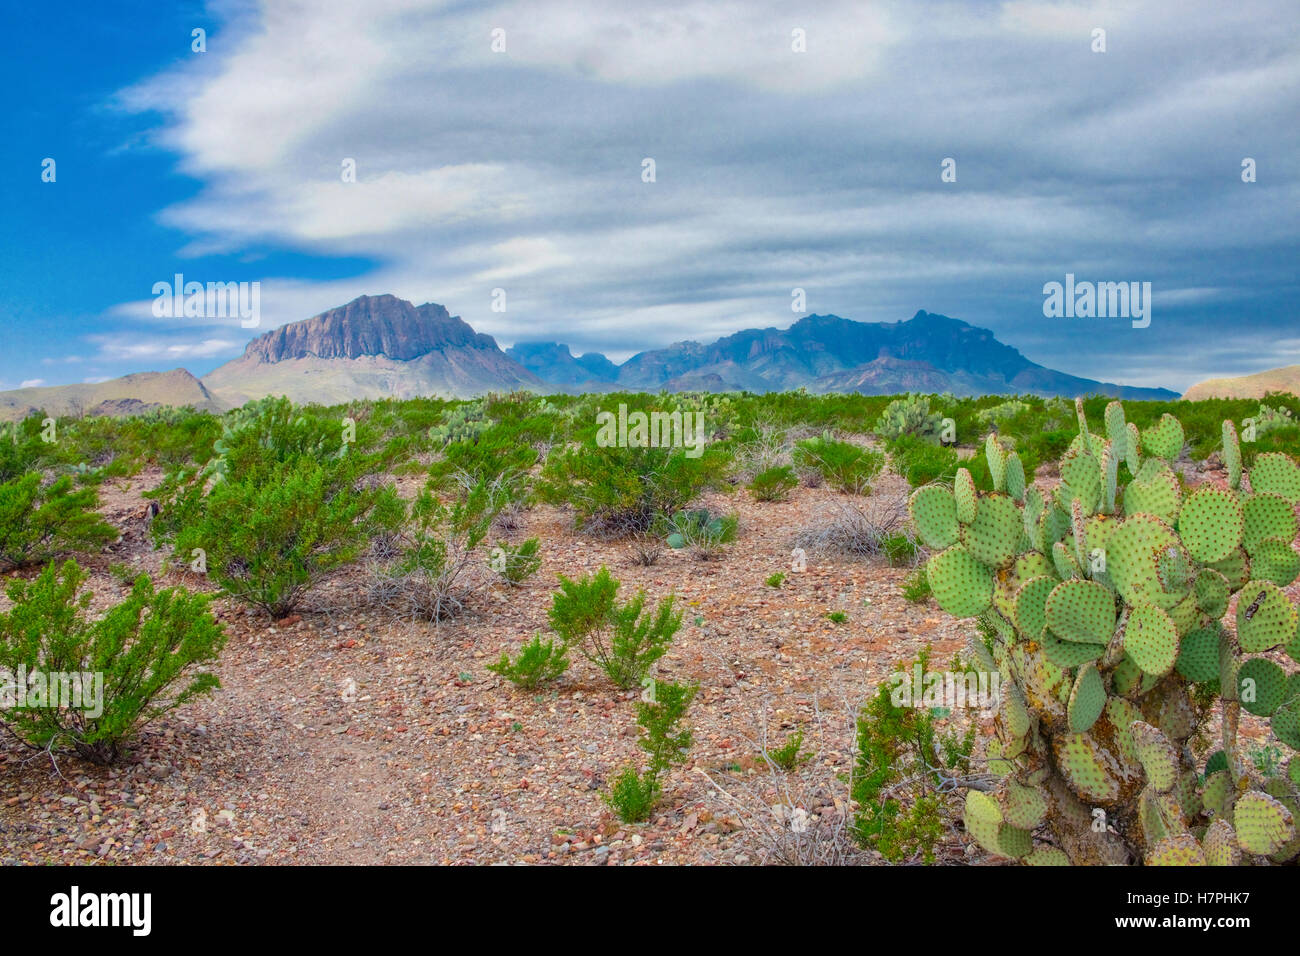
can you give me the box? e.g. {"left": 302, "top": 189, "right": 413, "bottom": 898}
{"left": 1, "top": 294, "right": 1187, "bottom": 420}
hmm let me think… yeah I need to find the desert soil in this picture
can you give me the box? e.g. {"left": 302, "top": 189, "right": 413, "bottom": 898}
{"left": 0, "top": 454, "right": 1287, "bottom": 865}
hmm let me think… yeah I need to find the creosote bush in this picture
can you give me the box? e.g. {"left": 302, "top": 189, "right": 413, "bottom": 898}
{"left": 548, "top": 566, "right": 682, "bottom": 689}
{"left": 0, "top": 560, "right": 226, "bottom": 764}
{"left": 0, "top": 473, "right": 117, "bottom": 571}
{"left": 606, "top": 679, "right": 698, "bottom": 823}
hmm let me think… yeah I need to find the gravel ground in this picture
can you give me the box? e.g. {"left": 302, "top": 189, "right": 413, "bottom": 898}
{"left": 0, "top": 452, "right": 1291, "bottom": 866}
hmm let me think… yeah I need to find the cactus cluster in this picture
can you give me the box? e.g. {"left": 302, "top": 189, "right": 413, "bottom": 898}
{"left": 1249, "top": 402, "right": 1295, "bottom": 439}
{"left": 427, "top": 398, "right": 489, "bottom": 447}
{"left": 911, "top": 398, "right": 1300, "bottom": 865}
{"left": 875, "top": 393, "right": 946, "bottom": 444}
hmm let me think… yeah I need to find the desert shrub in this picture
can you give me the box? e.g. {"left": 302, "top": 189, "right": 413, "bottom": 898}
{"left": 606, "top": 679, "right": 698, "bottom": 822}
{"left": 890, "top": 435, "right": 959, "bottom": 487}
{"left": 852, "top": 648, "right": 977, "bottom": 863}
{"left": 766, "top": 572, "right": 785, "bottom": 588}
{"left": 793, "top": 436, "right": 883, "bottom": 495}
{"left": 0, "top": 414, "right": 56, "bottom": 483}
{"left": 749, "top": 464, "right": 798, "bottom": 501}
{"left": 488, "top": 537, "right": 542, "bottom": 585}
{"left": 539, "top": 440, "right": 731, "bottom": 537}
{"left": 372, "top": 476, "right": 506, "bottom": 621}
{"left": 824, "top": 610, "right": 848, "bottom": 624}
{"left": 901, "top": 568, "right": 932, "bottom": 603}
{"left": 0, "top": 560, "right": 226, "bottom": 764}
{"left": 174, "top": 457, "right": 402, "bottom": 619}
{"left": 548, "top": 566, "right": 682, "bottom": 689}
{"left": 765, "top": 728, "right": 811, "bottom": 771}
{"left": 881, "top": 532, "right": 921, "bottom": 567}
{"left": 629, "top": 535, "right": 664, "bottom": 567}
{"left": 794, "top": 496, "right": 910, "bottom": 559}
{"left": 0, "top": 473, "right": 117, "bottom": 571}
{"left": 486, "top": 633, "right": 569, "bottom": 689}
{"left": 660, "top": 508, "right": 738, "bottom": 559}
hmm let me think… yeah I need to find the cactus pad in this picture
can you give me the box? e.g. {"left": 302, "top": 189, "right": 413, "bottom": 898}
{"left": 1067, "top": 661, "right": 1106, "bottom": 732}
{"left": 1177, "top": 486, "right": 1244, "bottom": 562}
{"left": 909, "top": 484, "right": 959, "bottom": 550}
{"left": 1237, "top": 657, "right": 1287, "bottom": 716}
{"left": 1249, "top": 452, "right": 1300, "bottom": 503}
{"left": 1107, "top": 514, "right": 1185, "bottom": 610}
{"left": 1122, "top": 602, "right": 1179, "bottom": 676}
{"left": 1045, "top": 579, "right": 1116, "bottom": 645}
{"left": 1147, "top": 834, "right": 1206, "bottom": 865}
{"left": 1104, "top": 401, "right": 1126, "bottom": 447}
{"left": 963, "top": 790, "right": 1032, "bottom": 859}
{"left": 926, "top": 545, "right": 993, "bottom": 618}
{"left": 1025, "top": 845, "right": 1070, "bottom": 866}
{"left": 1271, "top": 698, "right": 1300, "bottom": 750}
{"left": 986, "top": 434, "right": 1006, "bottom": 493}
{"left": 1141, "top": 414, "right": 1185, "bottom": 461}
{"left": 1175, "top": 626, "right": 1222, "bottom": 683}
{"left": 1236, "top": 581, "right": 1297, "bottom": 652}
{"left": 1234, "top": 790, "right": 1296, "bottom": 856}
{"left": 1222, "top": 420, "right": 1242, "bottom": 490}
{"left": 1013, "top": 574, "right": 1056, "bottom": 640}
{"left": 999, "top": 779, "right": 1048, "bottom": 830}
{"left": 1125, "top": 421, "right": 1142, "bottom": 476}
{"left": 1130, "top": 720, "right": 1178, "bottom": 792}
{"left": 1054, "top": 732, "right": 1121, "bottom": 803}
{"left": 1122, "top": 460, "right": 1182, "bottom": 524}
{"left": 1206, "top": 547, "right": 1250, "bottom": 589}
{"left": 1252, "top": 537, "right": 1300, "bottom": 587}
{"left": 1203, "top": 819, "right": 1241, "bottom": 866}
{"left": 1005, "top": 451, "right": 1026, "bottom": 502}
{"left": 1042, "top": 631, "right": 1105, "bottom": 668}
{"left": 954, "top": 468, "right": 976, "bottom": 524}
{"left": 961, "top": 493, "right": 1022, "bottom": 569}
{"left": 1193, "top": 568, "right": 1230, "bottom": 618}
{"left": 1059, "top": 450, "right": 1102, "bottom": 515}
{"left": 1241, "top": 492, "right": 1297, "bottom": 554}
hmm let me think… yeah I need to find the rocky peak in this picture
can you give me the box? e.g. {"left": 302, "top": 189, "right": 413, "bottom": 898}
{"left": 243, "top": 294, "right": 501, "bottom": 363}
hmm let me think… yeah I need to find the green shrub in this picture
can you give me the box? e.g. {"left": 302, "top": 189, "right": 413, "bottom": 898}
{"left": 765, "top": 728, "right": 810, "bottom": 771}
{"left": 606, "top": 679, "right": 698, "bottom": 822}
{"left": 890, "top": 435, "right": 959, "bottom": 487}
{"left": 0, "top": 473, "right": 117, "bottom": 571}
{"left": 765, "top": 572, "right": 786, "bottom": 588}
{"left": 173, "top": 457, "right": 401, "bottom": 619}
{"left": 548, "top": 567, "right": 682, "bottom": 689}
{"left": 605, "top": 766, "right": 661, "bottom": 823}
{"left": 748, "top": 465, "right": 798, "bottom": 502}
{"left": 0, "top": 560, "right": 226, "bottom": 764}
{"left": 881, "top": 532, "right": 921, "bottom": 567}
{"left": 486, "top": 633, "right": 569, "bottom": 689}
{"left": 539, "top": 441, "right": 731, "bottom": 538}
{"left": 793, "top": 436, "right": 883, "bottom": 495}
{"left": 901, "top": 568, "right": 932, "bottom": 603}
{"left": 489, "top": 537, "right": 542, "bottom": 585}
{"left": 375, "top": 477, "right": 506, "bottom": 621}
{"left": 851, "top": 648, "right": 976, "bottom": 863}
{"left": 824, "top": 610, "right": 848, "bottom": 624}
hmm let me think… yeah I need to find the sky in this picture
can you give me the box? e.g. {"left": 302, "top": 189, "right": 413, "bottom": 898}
{"left": 2, "top": 0, "right": 1297, "bottom": 393}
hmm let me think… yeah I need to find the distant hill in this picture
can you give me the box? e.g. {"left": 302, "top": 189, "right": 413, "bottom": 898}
{"left": 3, "top": 300, "right": 1181, "bottom": 416}
{"left": 0, "top": 369, "right": 222, "bottom": 422}
{"left": 201, "top": 294, "right": 543, "bottom": 406}
{"left": 505, "top": 342, "right": 618, "bottom": 387}
{"left": 1182, "top": 365, "right": 1300, "bottom": 401}
{"left": 608, "top": 311, "right": 1178, "bottom": 399}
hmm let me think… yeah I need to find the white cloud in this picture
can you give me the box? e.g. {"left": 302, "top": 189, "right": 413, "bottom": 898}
{"left": 19, "top": 379, "right": 46, "bottom": 389}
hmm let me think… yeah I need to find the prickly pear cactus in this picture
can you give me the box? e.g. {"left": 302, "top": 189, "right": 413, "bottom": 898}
{"left": 427, "top": 398, "right": 489, "bottom": 447}
{"left": 910, "top": 399, "right": 1300, "bottom": 865}
{"left": 875, "top": 394, "right": 945, "bottom": 444}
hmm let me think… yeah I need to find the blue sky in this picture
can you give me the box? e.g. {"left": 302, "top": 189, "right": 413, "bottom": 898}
{"left": 2, "top": 0, "right": 1297, "bottom": 393}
